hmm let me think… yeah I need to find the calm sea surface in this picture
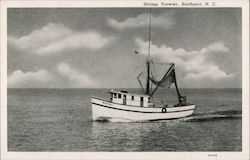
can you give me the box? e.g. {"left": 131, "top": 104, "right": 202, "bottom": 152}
{"left": 8, "top": 88, "right": 242, "bottom": 151}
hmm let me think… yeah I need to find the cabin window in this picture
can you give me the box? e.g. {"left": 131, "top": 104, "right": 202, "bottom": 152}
{"left": 118, "top": 94, "right": 121, "bottom": 98}
{"left": 131, "top": 96, "right": 134, "bottom": 101}
{"left": 114, "top": 93, "right": 117, "bottom": 98}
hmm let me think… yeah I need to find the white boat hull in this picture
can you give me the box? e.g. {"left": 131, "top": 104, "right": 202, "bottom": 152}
{"left": 91, "top": 97, "right": 196, "bottom": 122}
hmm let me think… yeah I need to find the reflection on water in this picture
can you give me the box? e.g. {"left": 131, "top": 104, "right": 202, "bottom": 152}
{"left": 90, "top": 116, "right": 241, "bottom": 151}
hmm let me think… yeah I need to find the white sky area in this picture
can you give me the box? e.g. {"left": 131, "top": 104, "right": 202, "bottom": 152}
{"left": 7, "top": 8, "right": 241, "bottom": 88}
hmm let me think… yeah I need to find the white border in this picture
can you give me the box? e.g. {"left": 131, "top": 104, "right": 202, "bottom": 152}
{"left": 1, "top": 0, "right": 249, "bottom": 160}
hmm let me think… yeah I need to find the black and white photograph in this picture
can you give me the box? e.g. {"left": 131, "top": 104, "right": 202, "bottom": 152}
{"left": 1, "top": 0, "right": 249, "bottom": 160}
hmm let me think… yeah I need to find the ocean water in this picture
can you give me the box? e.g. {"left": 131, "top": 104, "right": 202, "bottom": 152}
{"left": 8, "top": 88, "right": 242, "bottom": 151}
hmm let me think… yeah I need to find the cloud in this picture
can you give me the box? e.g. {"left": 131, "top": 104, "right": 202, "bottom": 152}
{"left": 206, "top": 41, "right": 230, "bottom": 53}
{"left": 107, "top": 11, "right": 175, "bottom": 30}
{"left": 7, "top": 63, "right": 97, "bottom": 88}
{"left": 184, "top": 66, "right": 233, "bottom": 80}
{"left": 8, "top": 69, "right": 52, "bottom": 88}
{"left": 56, "top": 62, "right": 96, "bottom": 88}
{"left": 183, "top": 66, "right": 234, "bottom": 88}
{"left": 135, "top": 38, "right": 233, "bottom": 86}
{"left": 8, "top": 23, "right": 112, "bottom": 55}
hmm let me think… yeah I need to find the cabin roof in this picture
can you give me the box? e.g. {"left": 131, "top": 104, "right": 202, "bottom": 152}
{"left": 109, "top": 89, "right": 149, "bottom": 97}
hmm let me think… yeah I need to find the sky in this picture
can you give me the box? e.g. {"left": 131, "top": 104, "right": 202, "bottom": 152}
{"left": 7, "top": 8, "right": 242, "bottom": 88}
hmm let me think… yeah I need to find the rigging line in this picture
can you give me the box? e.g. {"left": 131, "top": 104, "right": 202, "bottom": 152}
{"left": 137, "top": 77, "right": 145, "bottom": 94}
{"left": 124, "top": 59, "right": 145, "bottom": 78}
{"left": 109, "top": 60, "right": 146, "bottom": 90}
{"left": 135, "top": 61, "right": 147, "bottom": 75}
{"left": 150, "top": 78, "right": 154, "bottom": 92}
{"left": 126, "top": 62, "right": 144, "bottom": 80}
{"left": 152, "top": 62, "right": 157, "bottom": 80}
{"left": 134, "top": 63, "right": 147, "bottom": 88}
{"left": 137, "top": 73, "right": 146, "bottom": 94}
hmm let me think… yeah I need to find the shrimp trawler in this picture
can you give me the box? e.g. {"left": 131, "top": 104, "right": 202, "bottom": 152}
{"left": 91, "top": 10, "right": 196, "bottom": 122}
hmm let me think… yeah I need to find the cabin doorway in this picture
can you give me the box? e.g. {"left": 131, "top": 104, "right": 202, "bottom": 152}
{"left": 123, "top": 95, "right": 127, "bottom": 105}
{"left": 140, "top": 97, "right": 143, "bottom": 107}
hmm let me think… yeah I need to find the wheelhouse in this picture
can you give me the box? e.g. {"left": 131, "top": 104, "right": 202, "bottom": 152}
{"left": 109, "top": 90, "right": 150, "bottom": 107}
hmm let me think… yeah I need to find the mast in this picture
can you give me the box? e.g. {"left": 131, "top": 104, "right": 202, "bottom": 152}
{"left": 146, "top": 61, "right": 150, "bottom": 95}
{"left": 146, "top": 8, "right": 152, "bottom": 95}
{"left": 147, "top": 8, "right": 152, "bottom": 60}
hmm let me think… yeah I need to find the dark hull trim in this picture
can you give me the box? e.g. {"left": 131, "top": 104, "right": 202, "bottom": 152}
{"left": 147, "top": 116, "right": 193, "bottom": 121}
{"left": 92, "top": 102, "right": 194, "bottom": 114}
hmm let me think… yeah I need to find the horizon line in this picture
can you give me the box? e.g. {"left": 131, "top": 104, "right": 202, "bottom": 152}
{"left": 7, "top": 87, "right": 242, "bottom": 89}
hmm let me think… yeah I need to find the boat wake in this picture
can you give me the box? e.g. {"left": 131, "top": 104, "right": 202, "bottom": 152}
{"left": 180, "top": 109, "right": 242, "bottom": 122}
{"left": 95, "top": 117, "right": 134, "bottom": 122}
